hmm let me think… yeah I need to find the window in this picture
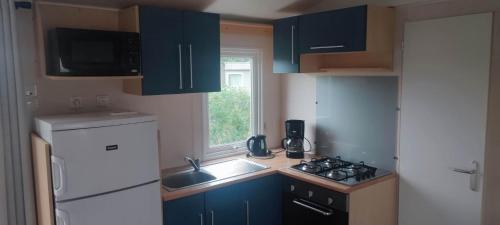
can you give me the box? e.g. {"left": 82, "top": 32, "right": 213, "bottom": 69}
{"left": 203, "top": 49, "right": 263, "bottom": 158}
{"left": 228, "top": 73, "right": 243, "bottom": 87}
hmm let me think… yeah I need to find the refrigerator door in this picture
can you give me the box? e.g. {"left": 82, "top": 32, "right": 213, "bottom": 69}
{"left": 55, "top": 181, "right": 162, "bottom": 225}
{"left": 51, "top": 121, "right": 159, "bottom": 201}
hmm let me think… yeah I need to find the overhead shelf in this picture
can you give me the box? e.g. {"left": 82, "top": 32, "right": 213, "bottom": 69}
{"left": 316, "top": 68, "right": 395, "bottom": 76}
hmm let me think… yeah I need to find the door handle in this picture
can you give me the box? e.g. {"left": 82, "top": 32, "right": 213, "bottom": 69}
{"left": 189, "top": 44, "right": 193, "bottom": 88}
{"left": 451, "top": 160, "right": 479, "bottom": 192}
{"left": 55, "top": 209, "right": 70, "bottom": 225}
{"left": 245, "top": 200, "right": 250, "bottom": 225}
{"left": 51, "top": 156, "right": 66, "bottom": 196}
{"left": 178, "top": 44, "right": 183, "bottom": 89}
{"left": 210, "top": 210, "right": 214, "bottom": 225}
{"left": 292, "top": 199, "right": 333, "bottom": 216}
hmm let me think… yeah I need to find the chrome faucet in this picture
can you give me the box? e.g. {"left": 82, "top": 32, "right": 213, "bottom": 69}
{"left": 184, "top": 156, "right": 200, "bottom": 171}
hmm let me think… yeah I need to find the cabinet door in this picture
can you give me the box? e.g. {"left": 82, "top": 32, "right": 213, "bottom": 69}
{"left": 205, "top": 182, "right": 245, "bottom": 225}
{"left": 299, "top": 5, "right": 367, "bottom": 54}
{"left": 183, "top": 11, "right": 221, "bottom": 93}
{"left": 243, "top": 175, "right": 282, "bottom": 225}
{"left": 273, "top": 17, "right": 299, "bottom": 73}
{"left": 164, "top": 193, "right": 205, "bottom": 225}
{"left": 140, "top": 6, "right": 184, "bottom": 95}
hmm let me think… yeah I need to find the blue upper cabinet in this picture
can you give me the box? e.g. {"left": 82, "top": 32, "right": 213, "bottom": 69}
{"left": 164, "top": 193, "right": 205, "bottom": 225}
{"left": 135, "top": 6, "right": 220, "bottom": 95}
{"left": 140, "top": 6, "right": 184, "bottom": 95}
{"left": 273, "top": 17, "right": 299, "bottom": 74}
{"left": 205, "top": 182, "right": 245, "bottom": 225}
{"left": 299, "top": 5, "right": 367, "bottom": 54}
{"left": 183, "top": 11, "right": 221, "bottom": 93}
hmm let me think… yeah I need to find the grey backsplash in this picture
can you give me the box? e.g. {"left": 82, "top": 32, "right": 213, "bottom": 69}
{"left": 316, "top": 76, "right": 398, "bottom": 171}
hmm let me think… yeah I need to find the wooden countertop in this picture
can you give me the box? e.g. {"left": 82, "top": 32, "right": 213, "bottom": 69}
{"left": 161, "top": 151, "right": 396, "bottom": 201}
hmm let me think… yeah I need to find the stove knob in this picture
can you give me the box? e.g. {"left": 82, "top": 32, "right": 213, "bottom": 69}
{"left": 328, "top": 197, "right": 334, "bottom": 205}
{"left": 355, "top": 174, "right": 361, "bottom": 181}
{"left": 308, "top": 190, "right": 314, "bottom": 198}
{"left": 290, "top": 185, "right": 295, "bottom": 192}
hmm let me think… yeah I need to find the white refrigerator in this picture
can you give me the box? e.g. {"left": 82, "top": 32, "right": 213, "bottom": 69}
{"left": 35, "top": 111, "right": 162, "bottom": 225}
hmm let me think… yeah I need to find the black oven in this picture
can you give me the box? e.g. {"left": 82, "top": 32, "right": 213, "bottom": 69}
{"left": 46, "top": 28, "right": 140, "bottom": 76}
{"left": 283, "top": 177, "right": 348, "bottom": 225}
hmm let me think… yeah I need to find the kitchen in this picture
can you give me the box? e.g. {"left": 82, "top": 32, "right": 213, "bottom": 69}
{"left": 0, "top": 0, "right": 499, "bottom": 225}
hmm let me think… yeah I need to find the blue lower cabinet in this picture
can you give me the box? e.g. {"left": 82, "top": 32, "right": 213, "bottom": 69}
{"left": 205, "top": 182, "right": 246, "bottom": 225}
{"left": 244, "top": 175, "right": 283, "bottom": 225}
{"left": 164, "top": 193, "right": 205, "bottom": 225}
{"left": 164, "top": 175, "right": 282, "bottom": 225}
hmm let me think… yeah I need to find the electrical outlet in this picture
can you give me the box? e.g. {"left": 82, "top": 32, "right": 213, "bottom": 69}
{"left": 69, "top": 97, "right": 83, "bottom": 111}
{"left": 25, "top": 85, "right": 37, "bottom": 97}
{"left": 96, "top": 95, "right": 110, "bottom": 108}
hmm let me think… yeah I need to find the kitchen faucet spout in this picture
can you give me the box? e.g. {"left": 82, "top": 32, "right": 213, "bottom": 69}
{"left": 185, "top": 156, "right": 200, "bottom": 171}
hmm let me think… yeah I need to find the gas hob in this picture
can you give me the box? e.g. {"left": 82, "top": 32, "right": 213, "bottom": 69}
{"left": 290, "top": 156, "right": 392, "bottom": 186}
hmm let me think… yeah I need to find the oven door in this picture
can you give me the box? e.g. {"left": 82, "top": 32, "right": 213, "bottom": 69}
{"left": 283, "top": 192, "right": 348, "bottom": 225}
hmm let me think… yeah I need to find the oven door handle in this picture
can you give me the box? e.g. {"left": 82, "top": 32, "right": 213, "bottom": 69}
{"left": 292, "top": 199, "right": 333, "bottom": 216}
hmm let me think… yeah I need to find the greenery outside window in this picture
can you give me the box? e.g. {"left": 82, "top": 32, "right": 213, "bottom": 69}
{"left": 203, "top": 49, "right": 263, "bottom": 158}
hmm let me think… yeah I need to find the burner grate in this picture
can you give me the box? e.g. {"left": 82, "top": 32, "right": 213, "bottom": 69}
{"left": 291, "top": 156, "right": 379, "bottom": 184}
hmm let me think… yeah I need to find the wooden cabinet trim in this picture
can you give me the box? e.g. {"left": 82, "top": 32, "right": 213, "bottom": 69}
{"left": 31, "top": 133, "right": 55, "bottom": 225}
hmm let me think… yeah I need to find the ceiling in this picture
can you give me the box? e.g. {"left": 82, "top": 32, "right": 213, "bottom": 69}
{"left": 38, "top": 0, "right": 448, "bottom": 22}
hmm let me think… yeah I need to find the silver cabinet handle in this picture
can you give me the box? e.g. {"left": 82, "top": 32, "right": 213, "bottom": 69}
{"left": 310, "top": 45, "right": 344, "bottom": 50}
{"left": 178, "top": 44, "right": 183, "bottom": 89}
{"left": 245, "top": 200, "right": 250, "bottom": 225}
{"left": 291, "top": 25, "right": 294, "bottom": 64}
{"left": 199, "top": 213, "right": 203, "bottom": 225}
{"left": 451, "top": 160, "right": 479, "bottom": 192}
{"left": 189, "top": 44, "right": 193, "bottom": 88}
{"left": 210, "top": 210, "right": 214, "bottom": 225}
{"left": 292, "top": 199, "right": 333, "bottom": 216}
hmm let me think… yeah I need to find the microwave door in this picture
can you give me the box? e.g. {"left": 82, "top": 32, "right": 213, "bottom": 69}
{"left": 48, "top": 28, "right": 140, "bottom": 76}
{"left": 61, "top": 38, "right": 121, "bottom": 74}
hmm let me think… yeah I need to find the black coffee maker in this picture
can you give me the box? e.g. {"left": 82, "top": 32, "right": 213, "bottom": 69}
{"left": 282, "top": 120, "right": 305, "bottom": 159}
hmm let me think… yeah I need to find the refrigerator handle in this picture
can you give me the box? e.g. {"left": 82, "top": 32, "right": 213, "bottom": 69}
{"left": 56, "top": 209, "right": 70, "bottom": 225}
{"left": 51, "top": 156, "right": 66, "bottom": 196}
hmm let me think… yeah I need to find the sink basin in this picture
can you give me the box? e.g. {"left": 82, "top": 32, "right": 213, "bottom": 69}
{"left": 162, "top": 171, "right": 217, "bottom": 190}
{"left": 162, "top": 159, "right": 269, "bottom": 191}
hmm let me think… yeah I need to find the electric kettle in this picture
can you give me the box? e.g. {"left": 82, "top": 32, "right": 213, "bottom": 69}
{"left": 246, "top": 135, "right": 269, "bottom": 157}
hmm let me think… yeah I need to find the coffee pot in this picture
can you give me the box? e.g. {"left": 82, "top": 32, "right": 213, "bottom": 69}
{"left": 282, "top": 120, "right": 306, "bottom": 159}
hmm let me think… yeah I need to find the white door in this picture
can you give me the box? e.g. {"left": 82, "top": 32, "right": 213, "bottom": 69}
{"left": 399, "top": 13, "right": 492, "bottom": 225}
{"left": 55, "top": 181, "right": 162, "bottom": 225}
{"left": 51, "top": 121, "right": 159, "bottom": 201}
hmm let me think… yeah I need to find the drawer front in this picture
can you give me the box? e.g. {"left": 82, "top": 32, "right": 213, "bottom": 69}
{"left": 51, "top": 121, "right": 159, "bottom": 201}
{"left": 283, "top": 177, "right": 347, "bottom": 212}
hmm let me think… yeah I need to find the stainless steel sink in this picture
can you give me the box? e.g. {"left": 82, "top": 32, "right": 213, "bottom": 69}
{"left": 162, "top": 159, "right": 269, "bottom": 191}
{"left": 162, "top": 171, "right": 217, "bottom": 190}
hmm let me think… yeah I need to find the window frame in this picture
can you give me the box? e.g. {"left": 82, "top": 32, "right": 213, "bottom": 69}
{"left": 202, "top": 48, "right": 264, "bottom": 159}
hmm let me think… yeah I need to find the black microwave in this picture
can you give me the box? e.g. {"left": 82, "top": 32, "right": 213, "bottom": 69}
{"left": 46, "top": 28, "right": 141, "bottom": 76}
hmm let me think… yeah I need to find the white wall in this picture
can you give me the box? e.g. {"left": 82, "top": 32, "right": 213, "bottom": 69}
{"left": 22, "top": 4, "right": 281, "bottom": 169}
{"left": 280, "top": 75, "right": 316, "bottom": 151}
